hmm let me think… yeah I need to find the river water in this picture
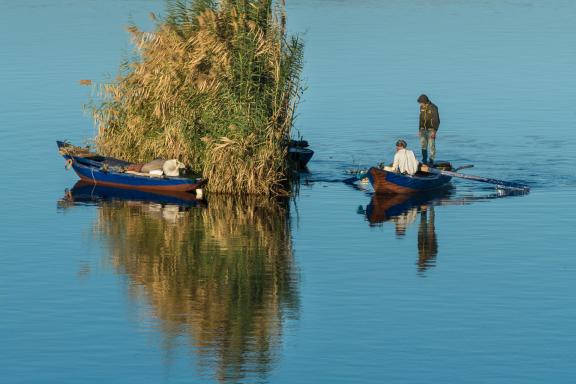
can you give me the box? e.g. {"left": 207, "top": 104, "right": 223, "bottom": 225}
{"left": 1, "top": 1, "right": 575, "bottom": 383}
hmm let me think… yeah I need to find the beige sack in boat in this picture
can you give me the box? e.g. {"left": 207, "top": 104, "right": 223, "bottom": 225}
{"left": 141, "top": 159, "right": 166, "bottom": 173}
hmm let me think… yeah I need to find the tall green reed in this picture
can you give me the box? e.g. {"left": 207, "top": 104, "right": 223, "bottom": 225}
{"left": 92, "top": 0, "right": 304, "bottom": 195}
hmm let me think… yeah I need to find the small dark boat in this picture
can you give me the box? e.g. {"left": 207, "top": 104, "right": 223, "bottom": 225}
{"left": 289, "top": 140, "right": 314, "bottom": 168}
{"left": 367, "top": 162, "right": 453, "bottom": 194}
{"left": 57, "top": 141, "right": 206, "bottom": 192}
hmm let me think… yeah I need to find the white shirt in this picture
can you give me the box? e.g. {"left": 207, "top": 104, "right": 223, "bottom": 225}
{"left": 392, "top": 148, "right": 419, "bottom": 175}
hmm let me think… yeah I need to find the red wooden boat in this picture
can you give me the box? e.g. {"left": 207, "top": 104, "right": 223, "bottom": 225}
{"left": 367, "top": 163, "right": 453, "bottom": 194}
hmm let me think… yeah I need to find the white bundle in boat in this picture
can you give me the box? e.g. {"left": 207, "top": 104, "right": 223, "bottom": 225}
{"left": 162, "top": 159, "right": 185, "bottom": 176}
{"left": 141, "top": 159, "right": 185, "bottom": 177}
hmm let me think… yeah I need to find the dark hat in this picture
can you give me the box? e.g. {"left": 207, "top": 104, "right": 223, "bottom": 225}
{"left": 417, "top": 94, "right": 430, "bottom": 103}
{"left": 395, "top": 139, "right": 407, "bottom": 148}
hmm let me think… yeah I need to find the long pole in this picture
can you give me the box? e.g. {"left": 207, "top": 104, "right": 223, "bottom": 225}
{"left": 421, "top": 165, "right": 530, "bottom": 191}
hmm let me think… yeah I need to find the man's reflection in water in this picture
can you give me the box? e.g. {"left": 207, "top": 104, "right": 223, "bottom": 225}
{"left": 364, "top": 192, "right": 443, "bottom": 275}
{"left": 391, "top": 207, "right": 417, "bottom": 237}
{"left": 390, "top": 203, "right": 438, "bottom": 272}
{"left": 417, "top": 205, "right": 437, "bottom": 273}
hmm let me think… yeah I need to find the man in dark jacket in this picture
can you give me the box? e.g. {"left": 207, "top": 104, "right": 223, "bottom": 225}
{"left": 417, "top": 94, "right": 440, "bottom": 164}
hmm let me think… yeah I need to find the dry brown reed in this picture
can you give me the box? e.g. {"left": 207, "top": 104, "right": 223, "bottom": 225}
{"left": 91, "top": 0, "right": 304, "bottom": 195}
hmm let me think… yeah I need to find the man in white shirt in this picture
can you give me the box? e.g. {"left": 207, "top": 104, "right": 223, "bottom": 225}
{"left": 384, "top": 139, "right": 420, "bottom": 175}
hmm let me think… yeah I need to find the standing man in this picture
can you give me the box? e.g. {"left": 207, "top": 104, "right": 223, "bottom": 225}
{"left": 417, "top": 94, "right": 440, "bottom": 164}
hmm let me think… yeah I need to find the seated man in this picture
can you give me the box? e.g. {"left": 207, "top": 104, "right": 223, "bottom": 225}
{"left": 383, "top": 139, "right": 420, "bottom": 176}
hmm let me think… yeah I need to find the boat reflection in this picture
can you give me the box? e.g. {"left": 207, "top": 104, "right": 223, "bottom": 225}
{"left": 58, "top": 184, "right": 299, "bottom": 383}
{"left": 362, "top": 189, "right": 525, "bottom": 274}
{"left": 59, "top": 181, "right": 206, "bottom": 209}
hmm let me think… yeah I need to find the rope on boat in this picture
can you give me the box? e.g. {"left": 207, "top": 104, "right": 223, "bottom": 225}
{"left": 90, "top": 166, "right": 97, "bottom": 185}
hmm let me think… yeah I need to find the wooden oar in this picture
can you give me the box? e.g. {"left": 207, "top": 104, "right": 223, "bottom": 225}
{"left": 421, "top": 164, "right": 530, "bottom": 191}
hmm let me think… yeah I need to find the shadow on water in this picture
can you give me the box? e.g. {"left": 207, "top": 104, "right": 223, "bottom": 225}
{"left": 358, "top": 188, "right": 528, "bottom": 275}
{"left": 59, "top": 183, "right": 300, "bottom": 383}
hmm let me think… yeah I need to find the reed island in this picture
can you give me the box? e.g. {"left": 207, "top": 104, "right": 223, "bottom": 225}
{"left": 91, "top": 0, "right": 304, "bottom": 195}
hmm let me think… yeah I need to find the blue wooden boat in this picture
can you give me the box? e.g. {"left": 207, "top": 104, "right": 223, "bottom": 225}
{"left": 57, "top": 141, "right": 206, "bottom": 192}
{"left": 367, "top": 164, "right": 452, "bottom": 194}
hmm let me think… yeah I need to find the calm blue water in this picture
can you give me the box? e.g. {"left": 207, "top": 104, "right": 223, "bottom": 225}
{"left": 1, "top": 1, "right": 576, "bottom": 383}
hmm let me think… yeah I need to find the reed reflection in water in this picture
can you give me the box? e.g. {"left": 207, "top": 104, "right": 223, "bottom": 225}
{"left": 362, "top": 189, "right": 526, "bottom": 274}
{"left": 62, "top": 185, "right": 299, "bottom": 382}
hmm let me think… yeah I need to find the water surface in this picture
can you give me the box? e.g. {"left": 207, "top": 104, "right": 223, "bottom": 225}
{"left": 1, "top": 1, "right": 575, "bottom": 383}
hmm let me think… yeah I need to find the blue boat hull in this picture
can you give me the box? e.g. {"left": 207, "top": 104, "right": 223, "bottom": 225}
{"left": 368, "top": 167, "right": 452, "bottom": 194}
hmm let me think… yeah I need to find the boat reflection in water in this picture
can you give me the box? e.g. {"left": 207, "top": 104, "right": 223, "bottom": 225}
{"left": 59, "top": 182, "right": 299, "bottom": 383}
{"left": 362, "top": 188, "right": 526, "bottom": 274}
{"left": 59, "top": 181, "right": 206, "bottom": 210}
